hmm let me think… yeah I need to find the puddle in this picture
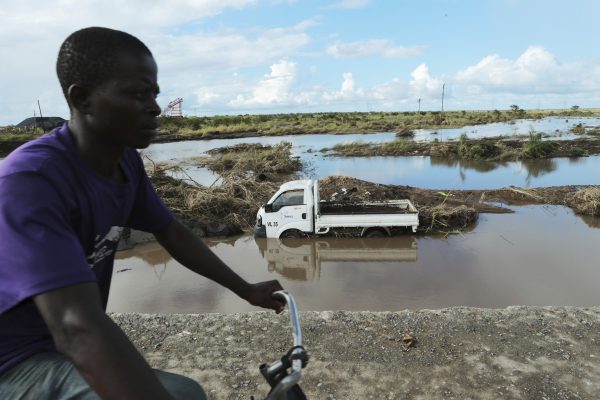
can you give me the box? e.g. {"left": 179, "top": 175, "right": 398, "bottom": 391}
{"left": 108, "top": 205, "right": 600, "bottom": 314}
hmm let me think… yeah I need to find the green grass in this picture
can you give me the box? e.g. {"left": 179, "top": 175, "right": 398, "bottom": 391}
{"left": 329, "top": 140, "right": 419, "bottom": 156}
{"left": 457, "top": 133, "right": 501, "bottom": 160}
{"left": 152, "top": 108, "right": 600, "bottom": 140}
{"left": 0, "top": 126, "right": 44, "bottom": 142}
{"left": 523, "top": 131, "right": 559, "bottom": 158}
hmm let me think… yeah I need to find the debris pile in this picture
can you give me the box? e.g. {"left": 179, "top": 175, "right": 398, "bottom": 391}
{"left": 567, "top": 186, "right": 600, "bottom": 217}
{"left": 151, "top": 171, "right": 279, "bottom": 230}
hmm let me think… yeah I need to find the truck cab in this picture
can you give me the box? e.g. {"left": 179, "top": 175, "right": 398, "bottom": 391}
{"left": 255, "top": 180, "right": 315, "bottom": 238}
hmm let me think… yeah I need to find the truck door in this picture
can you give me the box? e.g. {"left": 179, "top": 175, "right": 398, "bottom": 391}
{"left": 263, "top": 189, "right": 311, "bottom": 237}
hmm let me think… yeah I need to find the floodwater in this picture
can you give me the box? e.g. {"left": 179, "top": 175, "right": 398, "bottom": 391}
{"left": 108, "top": 205, "right": 600, "bottom": 314}
{"left": 311, "top": 154, "right": 600, "bottom": 189}
{"left": 142, "top": 117, "right": 600, "bottom": 163}
{"left": 143, "top": 116, "right": 600, "bottom": 189}
{"left": 152, "top": 152, "right": 600, "bottom": 189}
{"left": 413, "top": 116, "right": 600, "bottom": 141}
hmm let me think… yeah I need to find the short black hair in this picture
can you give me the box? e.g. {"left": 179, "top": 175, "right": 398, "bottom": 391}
{"left": 56, "top": 27, "right": 153, "bottom": 104}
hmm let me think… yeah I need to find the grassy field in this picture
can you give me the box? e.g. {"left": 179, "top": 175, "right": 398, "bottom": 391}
{"left": 153, "top": 108, "right": 600, "bottom": 141}
{"left": 0, "top": 107, "right": 600, "bottom": 156}
{"left": 1, "top": 108, "right": 599, "bottom": 151}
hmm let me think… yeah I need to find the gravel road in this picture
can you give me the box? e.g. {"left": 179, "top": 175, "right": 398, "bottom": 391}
{"left": 111, "top": 306, "right": 600, "bottom": 399}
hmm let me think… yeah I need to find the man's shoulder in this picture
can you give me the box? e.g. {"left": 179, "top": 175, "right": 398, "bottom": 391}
{"left": 0, "top": 129, "right": 72, "bottom": 178}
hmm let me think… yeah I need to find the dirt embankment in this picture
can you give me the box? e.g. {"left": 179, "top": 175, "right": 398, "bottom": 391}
{"left": 111, "top": 306, "right": 600, "bottom": 399}
{"left": 149, "top": 172, "right": 600, "bottom": 238}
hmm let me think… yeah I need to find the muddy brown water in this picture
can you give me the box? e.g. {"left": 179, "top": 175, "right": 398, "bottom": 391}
{"left": 108, "top": 205, "right": 600, "bottom": 314}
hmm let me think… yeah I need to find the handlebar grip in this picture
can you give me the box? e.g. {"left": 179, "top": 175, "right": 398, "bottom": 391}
{"left": 272, "top": 290, "right": 302, "bottom": 347}
{"left": 266, "top": 291, "right": 307, "bottom": 399}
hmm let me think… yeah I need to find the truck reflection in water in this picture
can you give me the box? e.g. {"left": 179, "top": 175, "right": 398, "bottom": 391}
{"left": 254, "top": 236, "right": 418, "bottom": 281}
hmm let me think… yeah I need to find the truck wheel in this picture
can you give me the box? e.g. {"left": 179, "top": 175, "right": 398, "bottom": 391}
{"left": 364, "top": 229, "right": 387, "bottom": 238}
{"left": 280, "top": 229, "right": 303, "bottom": 239}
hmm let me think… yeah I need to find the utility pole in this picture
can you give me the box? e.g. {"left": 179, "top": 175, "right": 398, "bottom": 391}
{"left": 441, "top": 83, "right": 445, "bottom": 113}
{"left": 37, "top": 100, "right": 44, "bottom": 131}
{"left": 33, "top": 110, "right": 37, "bottom": 130}
{"left": 418, "top": 98, "right": 421, "bottom": 112}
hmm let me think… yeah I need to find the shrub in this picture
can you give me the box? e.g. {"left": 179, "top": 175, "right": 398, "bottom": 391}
{"left": 523, "top": 131, "right": 558, "bottom": 158}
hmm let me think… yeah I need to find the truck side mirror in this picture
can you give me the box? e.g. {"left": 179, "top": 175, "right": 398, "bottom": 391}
{"left": 264, "top": 204, "right": 273, "bottom": 213}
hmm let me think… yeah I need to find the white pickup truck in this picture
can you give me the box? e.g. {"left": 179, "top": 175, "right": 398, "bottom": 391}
{"left": 255, "top": 179, "right": 419, "bottom": 238}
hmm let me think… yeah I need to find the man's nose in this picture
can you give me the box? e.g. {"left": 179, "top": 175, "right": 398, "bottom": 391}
{"left": 148, "top": 98, "right": 161, "bottom": 116}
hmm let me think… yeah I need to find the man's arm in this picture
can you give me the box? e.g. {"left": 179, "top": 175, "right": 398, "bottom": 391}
{"left": 154, "top": 219, "right": 285, "bottom": 312}
{"left": 34, "top": 282, "right": 173, "bottom": 400}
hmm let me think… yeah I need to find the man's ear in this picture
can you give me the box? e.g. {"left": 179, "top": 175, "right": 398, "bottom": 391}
{"left": 67, "top": 84, "right": 92, "bottom": 114}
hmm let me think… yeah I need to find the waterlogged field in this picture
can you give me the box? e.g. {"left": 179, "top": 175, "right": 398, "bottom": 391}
{"left": 143, "top": 117, "right": 600, "bottom": 189}
{"left": 109, "top": 205, "right": 600, "bottom": 313}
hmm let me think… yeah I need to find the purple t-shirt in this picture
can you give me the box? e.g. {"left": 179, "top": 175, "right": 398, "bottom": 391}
{"left": 0, "top": 123, "right": 173, "bottom": 375}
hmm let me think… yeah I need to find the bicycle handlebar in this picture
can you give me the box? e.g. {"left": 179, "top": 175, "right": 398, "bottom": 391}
{"left": 264, "top": 290, "right": 306, "bottom": 400}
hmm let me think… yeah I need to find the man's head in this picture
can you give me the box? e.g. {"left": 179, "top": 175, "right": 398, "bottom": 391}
{"left": 57, "top": 27, "right": 152, "bottom": 105}
{"left": 57, "top": 27, "right": 161, "bottom": 149}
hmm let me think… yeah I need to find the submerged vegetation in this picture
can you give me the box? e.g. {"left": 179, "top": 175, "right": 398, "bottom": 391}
{"left": 457, "top": 133, "right": 501, "bottom": 160}
{"left": 522, "top": 131, "right": 559, "bottom": 158}
{"left": 325, "top": 131, "right": 600, "bottom": 161}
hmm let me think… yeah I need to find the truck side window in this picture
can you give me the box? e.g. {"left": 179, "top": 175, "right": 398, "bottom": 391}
{"left": 271, "top": 189, "right": 304, "bottom": 212}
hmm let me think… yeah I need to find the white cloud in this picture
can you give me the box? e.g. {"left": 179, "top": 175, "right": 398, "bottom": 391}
{"left": 371, "top": 78, "right": 409, "bottom": 102}
{"left": 153, "top": 24, "right": 311, "bottom": 74}
{"left": 230, "top": 60, "right": 302, "bottom": 106}
{"left": 0, "top": 1, "right": 316, "bottom": 124}
{"left": 454, "top": 46, "right": 599, "bottom": 94}
{"left": 327, "top": 40, "right": 424, "bottom": 59}
{"left": 0, "top": 0, "right": 257, "bottom": 36}
{"left": 190, "top": 45, "right": 600, "bottom": 114}
{"left": 323, "top": 72, "right": 364, "bottom": 102}
{"left": 410, "top": 64, "right": 444, "bottom": 97}
{"left": 327, "top": 0, "right": 371, "bottom": 9}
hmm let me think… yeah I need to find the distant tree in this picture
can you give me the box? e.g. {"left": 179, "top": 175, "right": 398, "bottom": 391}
{"left": 509, "top": 104, "right": 526, "bottom": 118}
{"left": 571, "top": 105, "right": 580, "bottom": 111}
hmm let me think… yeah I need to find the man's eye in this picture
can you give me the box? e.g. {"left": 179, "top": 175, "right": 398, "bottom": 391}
{"left": 133, "top": 91, "right": 151, "bottom": 100}
{"left": 131, "top": 89, "right": 158, "bottom": 100}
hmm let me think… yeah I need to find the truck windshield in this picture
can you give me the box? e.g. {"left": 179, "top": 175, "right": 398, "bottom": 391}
{"left": 271, "top": 189, "right": 304, "bottom": 212}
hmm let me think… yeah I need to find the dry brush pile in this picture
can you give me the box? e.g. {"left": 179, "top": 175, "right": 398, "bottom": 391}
{"left": 148, "top": 143, "right": 304, "bottom": 230}
{"left": 567, "top": 186, "right": 600, "bottom": 217}
{"left": 319, "top": 176, "right": 479, "bottom": 233}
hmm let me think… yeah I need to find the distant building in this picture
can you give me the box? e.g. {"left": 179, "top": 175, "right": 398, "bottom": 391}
{"left": 16, "top": 117, "right": 66, "bottom": 131}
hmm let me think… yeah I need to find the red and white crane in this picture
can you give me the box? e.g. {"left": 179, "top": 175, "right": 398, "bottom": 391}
{"left": 162, "top": 98, "right": 183, "bottom": 117}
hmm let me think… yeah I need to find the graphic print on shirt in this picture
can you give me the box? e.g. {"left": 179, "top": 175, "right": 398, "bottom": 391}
{"left": 86, "top": 226, "right": 124, "bottom": 268}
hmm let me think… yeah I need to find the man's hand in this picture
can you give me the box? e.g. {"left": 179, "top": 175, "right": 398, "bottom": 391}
{"left": 155, "top": 220, "right": 287, "bottom": 313}
{"left": 244, "top": 280, "right": 286, "bottom": 313}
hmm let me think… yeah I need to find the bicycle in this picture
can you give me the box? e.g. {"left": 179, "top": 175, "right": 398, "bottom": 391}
{"left": 254, "top": 290, "right": 310, "bottom": 400}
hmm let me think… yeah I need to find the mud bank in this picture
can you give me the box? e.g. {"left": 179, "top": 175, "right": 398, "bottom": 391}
{"left": 111, "top": 307, "right": 600, "bottom": 400}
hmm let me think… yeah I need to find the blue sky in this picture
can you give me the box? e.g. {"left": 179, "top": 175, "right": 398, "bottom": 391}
{"left": 1, "top": 0, "right": 599, "bottom": 125}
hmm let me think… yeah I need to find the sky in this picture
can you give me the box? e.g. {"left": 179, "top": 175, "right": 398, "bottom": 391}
{"left": 1, "top": 0, "right": 599, "bottom": 125}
